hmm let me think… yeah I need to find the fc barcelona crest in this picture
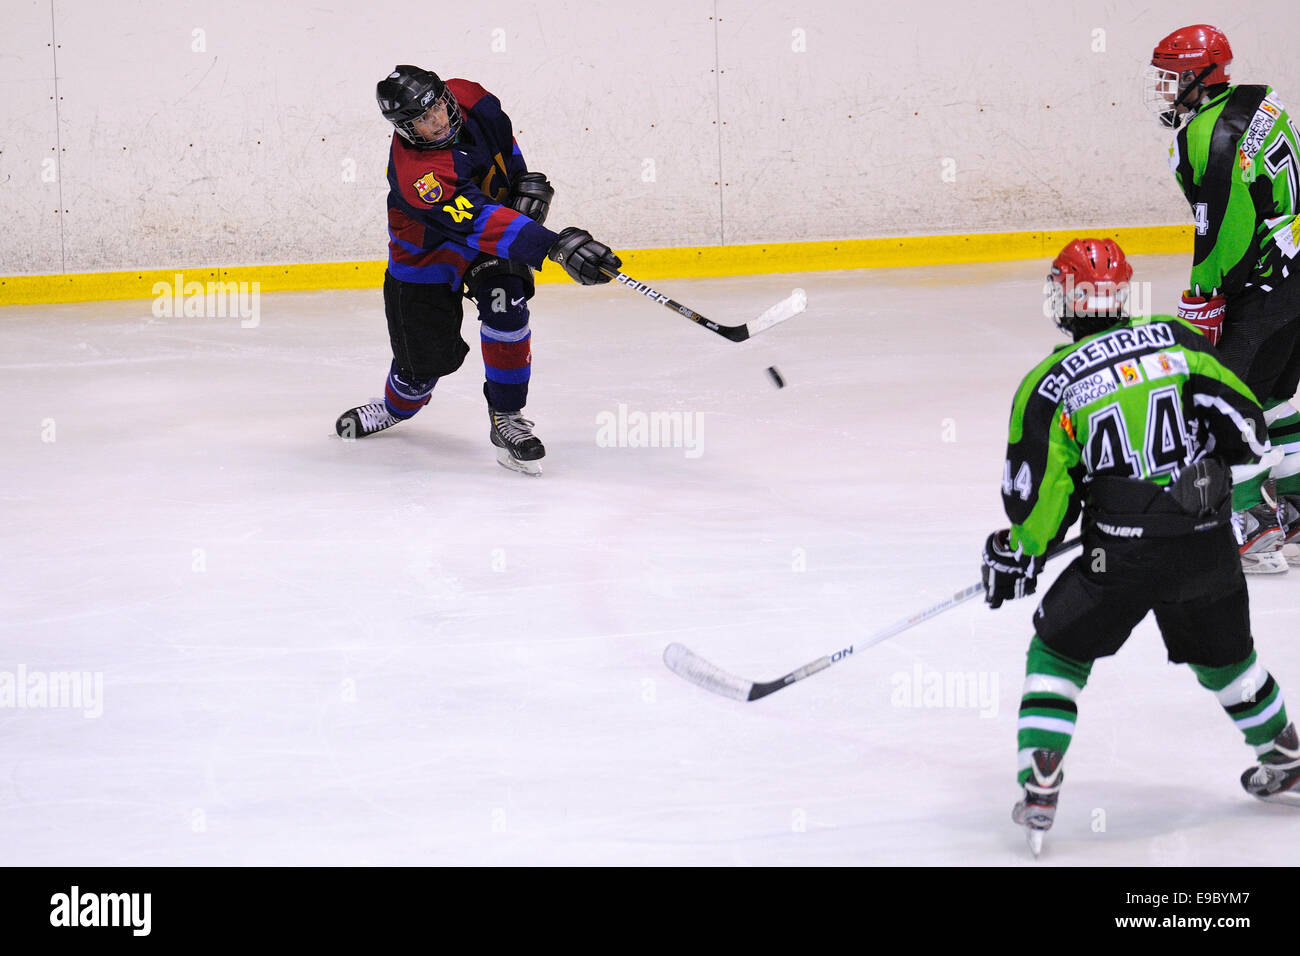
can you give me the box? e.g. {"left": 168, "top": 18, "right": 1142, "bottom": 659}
{"left": 414, "top": 172, "right": 443, "bottom": 205}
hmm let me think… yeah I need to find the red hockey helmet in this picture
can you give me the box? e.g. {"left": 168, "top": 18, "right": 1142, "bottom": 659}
{"left": 1143, "top": 25, "right": 1233, "bottom": 128}
{"left": 1046, "top": 239, "right": 1133, "bottom": 335}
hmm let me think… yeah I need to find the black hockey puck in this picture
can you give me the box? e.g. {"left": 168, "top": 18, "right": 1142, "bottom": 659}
{"left": 766, "top": 366, "right": 786, "bottom": 388}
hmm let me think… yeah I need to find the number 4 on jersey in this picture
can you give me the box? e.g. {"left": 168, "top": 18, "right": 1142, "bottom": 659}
{"left": 442, "top": 194, "right": 474, "bottom": 223}
{"left": 1145, "top": 387, "right": 1188, "bottom": 474}
{"left": 1003, "top": 460, "right": 1033, "bottom": 501}
{"left": 1087, "top": 405, "right": 1141, "bottom": 477}
{"left": 1083, "top": 389, "right": 1188, "bottom": 479}
{"left": 1193, "top": 202, "right": 1209, "bottom": 236}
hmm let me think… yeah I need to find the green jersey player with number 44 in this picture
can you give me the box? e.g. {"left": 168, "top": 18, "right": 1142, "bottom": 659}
{"left": 1144, "top": 24, "right": 1300, "bottom": 573}
{"left": 980, "top": 239, "right": 1299, "bottom": 856}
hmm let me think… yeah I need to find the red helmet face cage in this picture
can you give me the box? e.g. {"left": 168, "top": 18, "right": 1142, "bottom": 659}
{"left": 1047, "top": 239, "right": 1133, "bottom": 334}
{"left": 1144, "top": 24, "right": 1232, "bottom": 127}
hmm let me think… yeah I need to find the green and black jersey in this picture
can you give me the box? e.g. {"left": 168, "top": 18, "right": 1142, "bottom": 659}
{"left": 1170, "top": 85, "right": 1300, "bottom": 298}
{"left": 1002, "top": 315, "right": 1268, "bottom": 556}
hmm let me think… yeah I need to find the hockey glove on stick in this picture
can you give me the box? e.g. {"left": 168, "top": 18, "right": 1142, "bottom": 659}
{"left": 1177, "top": 291, "right": 1226, "bottom": 346}
{"left": 548, "top": 227, "right": 621, "bottom": 285}
{"left": 981, "top": 530, "right": 1042, "bottom": 609}
{"left": 506, "top": 172, "right": 554, "bottom": 226}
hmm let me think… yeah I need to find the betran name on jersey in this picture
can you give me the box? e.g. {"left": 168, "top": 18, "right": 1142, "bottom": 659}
{"left": 1036, "top": 324, "right": 1176, "bottom": 402}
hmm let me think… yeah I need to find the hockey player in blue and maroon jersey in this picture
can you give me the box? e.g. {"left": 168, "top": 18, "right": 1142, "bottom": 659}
{"left": 335, "top": 65, "right": 622, "bottom": 475}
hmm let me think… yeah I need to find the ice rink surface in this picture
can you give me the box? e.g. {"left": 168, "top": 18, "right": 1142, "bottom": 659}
{"left": 3, "top": 255, "right": 1299, "bottom": 866}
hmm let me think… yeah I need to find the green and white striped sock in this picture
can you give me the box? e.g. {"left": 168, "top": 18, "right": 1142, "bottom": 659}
{"left": 1017, "top": 636, "right": 1093, "bottom": 785}
{"left": 1234, "top": 400, "right": 1300, "bottom": 508}
{"left": 1191, "top": 650, "right": 1290, "bottom": 755}
{"left": 1268, "top": 401, "right": 1300, "bottom": 499}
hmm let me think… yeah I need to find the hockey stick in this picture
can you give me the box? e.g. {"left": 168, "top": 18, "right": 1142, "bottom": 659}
{"left": 600, "top": 267, "right": 806, "bottom": 342}
{"left": 664, "top": 535, "right": 1083, "bottom": 702}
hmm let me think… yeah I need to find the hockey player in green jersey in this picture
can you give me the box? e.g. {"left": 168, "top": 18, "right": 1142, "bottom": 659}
{"left": 1144, "top": 24, "right": 1300, "bottom": 573}
{"left": 981, "top": 238, "right": 1300, "bottom": 856}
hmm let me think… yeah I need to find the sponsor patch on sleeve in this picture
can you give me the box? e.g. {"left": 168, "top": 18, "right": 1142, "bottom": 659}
{"left": 1241, "top": 106, "right": 1278, "bottom": 163}
{"left": 1139, "top": 350, "right": 1189, "bottom": 381}
{"left": 1062, "top": 368, "right": 1119, "bottom": 413}
{"left": 413, "top": 172, "right": 444, "bottom": 205}
{"left": 1115, "top": 360, "right": 1143, "bottom": 386}
{"left": 1058, "top": 410, "right": 1076, "bottom": 440}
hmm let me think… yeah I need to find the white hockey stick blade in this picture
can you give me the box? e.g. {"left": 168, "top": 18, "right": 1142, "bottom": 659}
{"left": 746, "top": 288, "right": 807, "bottom": 337}
{"left": 663, "top": 642, "right": 754, "bottom": 702}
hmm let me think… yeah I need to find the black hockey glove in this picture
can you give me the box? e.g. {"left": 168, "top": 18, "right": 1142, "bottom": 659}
{"left": 981, "top": 530, "right": 1041, "bottom": 609}
{"left": 506, "top": 172, "right": 554, "bottom": 226}
{"left": 548, "top": 227, "right": 621, "bottom": 285}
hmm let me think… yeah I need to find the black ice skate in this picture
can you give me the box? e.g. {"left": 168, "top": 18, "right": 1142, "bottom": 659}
{"left": 336, "top": 402, "right": 400, "bottom": 440}
{"left": 1013, "top": 749, "right": 1064, "bottom": 857}
{"left": 1233, "top": 498, "right": 1287, "bottom": 575}
{"left": 489, "top": 407, "right": 545, "bottom": 477}
{"left": 1241, "top": 723, "right": 1300, "bottom": 806}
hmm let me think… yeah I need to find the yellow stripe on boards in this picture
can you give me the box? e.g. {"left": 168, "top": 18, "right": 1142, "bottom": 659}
{"left": 0, "top": 225, "right": 1194, "bottom": 307}
{"left": 610, "top": 226, "right": 1194, "bottom": 279}
{"left": 0, "top": 261, "right": 386, "bottom": 307}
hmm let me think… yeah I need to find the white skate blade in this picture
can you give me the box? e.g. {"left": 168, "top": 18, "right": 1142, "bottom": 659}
{"left": 1025, "top": 827, "right": 1044, "bottom": 857}
{"left": 1253, "top": 789, "right": 1300, "bottom": 807}
{"left": 1243, "top": 549, "right": 1289, "bottom": 574}
{"left": 1284, "top": 542, "right": 1300, "bottom": 568}
{"left": 495, "top": 446, "right": 542, "bottom": 477}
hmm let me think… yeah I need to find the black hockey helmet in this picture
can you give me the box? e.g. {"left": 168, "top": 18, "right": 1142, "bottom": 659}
{"left": 376, "top": 65, "right": 462, "bottom": 148}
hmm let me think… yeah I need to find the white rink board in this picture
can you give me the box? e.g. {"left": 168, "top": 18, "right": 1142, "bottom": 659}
{"left": 7, "top": 2, "right": 1300, "bottom": 272}
{"left": 2, "top": 257, "right": 1298, "bottom": 865}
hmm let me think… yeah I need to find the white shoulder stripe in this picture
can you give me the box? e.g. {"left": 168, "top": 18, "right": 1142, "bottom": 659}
{"left": 1192, "top": 394, "right": 1272, "bottom": 456}
{"left": 1264, "top": 402, "right": 1297, "bottom": 426}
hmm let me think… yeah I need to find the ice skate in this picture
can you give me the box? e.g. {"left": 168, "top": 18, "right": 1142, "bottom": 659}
{"left": 336, "top": 401, "right": 400, "bottom": 440}
{"left": 489, "top": 407, "right": 544, "bottom": 476}
{"left": 1013, "top": 749, "right": 1063, "bottom": 857}
{"left": 1233, "top": 503, "right": 1288, "bottom": 575}
{"left": 1279, "top": 494, "right": 1300, "bottom": 568}
{"left": 1241, "top": 723, "right": 1300, "bottom": 806}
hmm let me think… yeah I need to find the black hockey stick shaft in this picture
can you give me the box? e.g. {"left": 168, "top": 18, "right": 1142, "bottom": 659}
{"left": 664, "top": 534, "right": 1083, "bottom": 702}
{"left": 599, "top": 266, "right": 750, "bottom": 341}
{"left": 749, "top": 534, "right": 1084, "bottom": 699}
{"left": 598, "top": 267, "right": 806, "bottom": 342}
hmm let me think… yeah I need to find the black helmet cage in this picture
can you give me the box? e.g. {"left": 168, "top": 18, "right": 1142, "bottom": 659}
{"left": 1168, "top": 65, "right": 1220, "bottom": 126}
{"left": 377, "top": 66, "right": 462, "bottom": 148}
